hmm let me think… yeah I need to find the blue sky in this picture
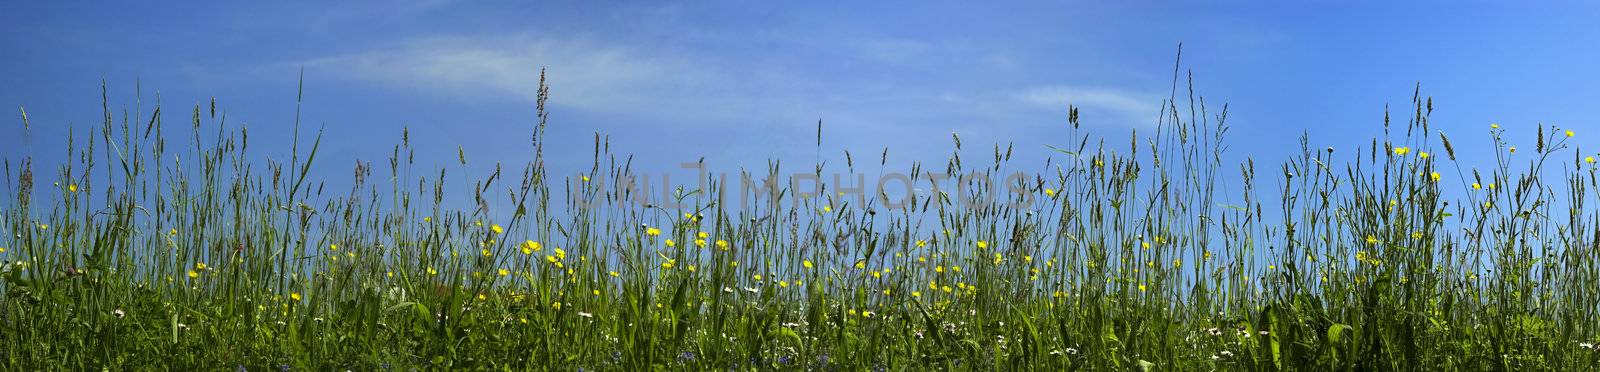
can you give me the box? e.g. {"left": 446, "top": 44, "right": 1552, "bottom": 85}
{"left": 5, "top": 1, "right": 1600, "bottom": 203}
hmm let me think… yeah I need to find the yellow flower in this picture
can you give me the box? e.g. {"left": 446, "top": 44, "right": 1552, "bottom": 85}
{"left": 935, "top": 265, "right": 945, "bottom": 273}
{"left": 481, "top": 248, "right": 492, "bottom": 257}
{"left": 1509, "top": 146, "right": 1517, "bottom": 154}
{"left": 1044, "top": 188, "right": 1056, "bottom": 197}
{"left": 822, "top": 205, "right": 833, "bottom": 213}
{"left": 912, "top": 291, "right": 922, "bottom": 297}
{"left": 942, "top": 286, "right": 952, "bottom": 293}
{"left": 1429, "top": 172, "right": 1441, "bottom": 183}
{"left": 195, "top": 262, "right": 207, "bottom": 270}
{"left": 1419, "top": 151, "right": 1430, "bottom": 159}
{"left": 915, "top": 240, "right": 926, "bottom": 248}
{"left": 552, "top": 301, "right": 561, "bottom": 310}
{"left": 753, "top": 274, "right": 762, "bottom": 281}
{"left": 491, "top": 224, "right": 503, "bottom": 234}
{"left": 1138, "top": 284, "right": 1147, "bottom": 292}
{"left": 697, "top": 232, "right": 709, "bottom": 239}
{"left": 1567, "top": 129, "right": 1575, "bottom": 137}
{"left": 554, "top": 248, "right": 566, "bottom": 260}
{"left": 67, "top": 184, "right": 77, "bottom": 193}
{"left": 169, "top": 228, "right": 178, "bottom": 236}
{"left": 1141, "top": 241, "right": 1150, "bottom": 249}
{"left": 855, "top": 261, "right": 866, "bottom": 269}
{"left": 976, "top": 240, "right": 988, "bottom": 249}
{"left": 477, "top": 293, "right": 488, "bottom": 301}
{"left": 1490, "top": 123, "right": 1499, "bottom": 129}
{"left": 593, "top": 289, "right": 601, "bottom": 296}
{"left": 803, "top": 260, "right": 814, "bottom": 269}
{"left": 498, "top": 268, "right": 509, "bottom": 277}
{"left": 952, "top": 266, "right": 961, "bottom": 273}
{"left": 1472, "top": 182, "right": 1481, "bottom": 190}
{"left": 427, "top": 267, "right": 438, "bottom": 276}
{"left": 646, "top": 227, "right": 661, "bottom": 236}
{"left": 666, "top": 239, "right": 677, "bottom": 247}
{"left": 290, "top": 292, "right": 302, "bottom": 301}
{"left": 715, "top": 240, "right": 729, "bottom": 250}
{"left": 546, "top": 255, "right": 558, "bottom": 263}
{"left": 187, "top": 270, "right": 199, "bottom": 279}
{"left": 778, "top": 280, "right": 789, "bottom": 287}
{"left": 329, "top": 243, "right": 339, "bottom": 251}
{"left": 521, "top": 240, "right": 541, "bottom": 254}
{"left": 694, "top": 239, "right": 706, "bottom": 248}
{"left": 1393, "top": 147, "right": 1410, "bottom": 156}
{"left": 1365, "top": 235, "right": 1378, "bottom": 244}
{"left": 38, "top": 224, "right": 47, "bottom": 230}
{"left": 661, "top": 261, "right": 675, "bottom": 269}
{"left": 687, "top": 265, "right": 696, "bottom": 272}
{"left": 1588, "top": 156, "right": 1596, "bottom": 164}
{"left": 609, "top": 271, "right": 620, "bottom": 277}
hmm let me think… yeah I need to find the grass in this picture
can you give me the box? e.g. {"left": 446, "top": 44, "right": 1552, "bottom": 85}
{"left": 4, "top": 73, "right": 1600, "bottom": 370}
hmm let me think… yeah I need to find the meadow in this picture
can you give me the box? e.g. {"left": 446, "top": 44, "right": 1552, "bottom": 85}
{"left": 4, "top": 73, "right": 1600, "bottom": 371}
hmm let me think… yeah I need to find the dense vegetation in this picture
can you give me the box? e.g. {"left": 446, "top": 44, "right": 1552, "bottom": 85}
{"left": 4, "top": 74, "right": 1600, "bottom": 370}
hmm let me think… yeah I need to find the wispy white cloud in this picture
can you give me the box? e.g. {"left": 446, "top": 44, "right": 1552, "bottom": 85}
{"left": 1012, "top": 85, "right": 1162, "bottom": 126}
{"left": 303, "top": 35, "right": 727, "bottom": 116}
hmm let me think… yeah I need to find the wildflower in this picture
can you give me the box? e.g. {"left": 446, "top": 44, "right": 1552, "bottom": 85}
{"left": 977, "top": 240, "right": 988, "bottom": 249}
{"left": 38, "top": 224, "right": 47, "bottom": 230}
{"left": 1207, "top": 327, "right": 1223, "bottom": 336}
{"left": 1393, "top": 147, "right": 1410, "bottom": 156}
{"left": 187, "top": 270, "right": 199, "bottom": 279}
{"left": 195, "top": 262, "right": 208, "bottom": 271}
{"left": 521, "top": 240, "right": 541, "bottom": 254}
{"left": 1429, "top": 172, "right": 1441, "bottom": 183}
{"left": 694, "top": 239, "right": 706, "bottom": 248}
{"left": 935, "top": 265, "right": 945, "bottom": 273}
{"left": 112, "top": 309, "right": 125, "bottom": 318}
{"left": 1490, "top": 123, "right": 1499, "bottom": 129}
{"left": 952, "top": 266, "right": 961, "bottom": 273}
{"left": 912, "top": 291, "right": 922, "bottom": 297}
{"left": 1365, "top": 235, "right": 1378, "bottom": 245}
{"left": 609, "top": 271, "right": 620, "bottom": 277}
{"left": 697, "top": 232, "right": 708, "bottom": 239}
{"left": 554, "top": 248, "right": 566, "bottom": 260}
{"left": 1472, "top": 182, "right": 1481, "bottom": 189}
{"left": 427, "top": 267, "right": 438, "bottom": 276}
{"left": 778, "top": 280, "right": 789, "bottom": 287}
{"left": 916, "top": 240, "right": 926, "bottom": 248}
{"left": 646, "top": 227, "right": 661, "bottom": 236}
{"left": 67, "top": 183, "right": 77, "bottom": 193}
{"left": 1044, "top": 188, "right": 1056, "bottom": 197}
{"left": 552, "top": 301, "right": 562, "bottom": 310}
{"left": 1567, "top": 129, "right": 1575, "bottom": 137}
{"left": 1138, "top": 284, "right": 1147, "bottom": 292}
{"left": 1588, "top": 156, "right": 1596, "bottom": 164}
{"left": 491, "top": 224, "right": 503, "bottom": 234}
{"left": 855, "top": 261, "right": 866, "bottom": 269}
{"left": 477, "top": 293, "right": 487, "bottom": 301}
{"left": 753, "top": 274, "right": 762, "bottom": 281}
{"left": 822, "top": 205, "right": 833, "bottom": 213}
{"left": 593, "top": 289, "right": 600, "bottom": 296}
{"left": 498, "top": 268, "right": 509, "bottom": 277}
{"left": 662, "top": 261, "right": 675, "bottom": 269}
{"left": 481, "top": 248, "right": 492, "bottom": 257}
{"left": 803, "top": 260, "right": 814, "bottom": 269}
{"left": 578, "top": 312, "right": 594, "bottom": 318}
{"left": 665, "top": 239, "right": 677, "bottom": 247}
{"left": 1141, "top": 241, "right": 1150, "bottom": 249}
{"left": 715, "top": 240, "right": 729, "bottom": 250}
{"left": 942, "top": 285, "right": 953, "bottom": 293}
{"left": 290, "top": 292, "right": 302, "bottom": 301}
{"left": 169, "top": 228, "right": 178, "bottom": 236}
{"left": 1509, "top": 146, "right": 1517, "bottom": 153}
{"left": 1419, "top": 151, "right": 1430, "bottom": 159}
